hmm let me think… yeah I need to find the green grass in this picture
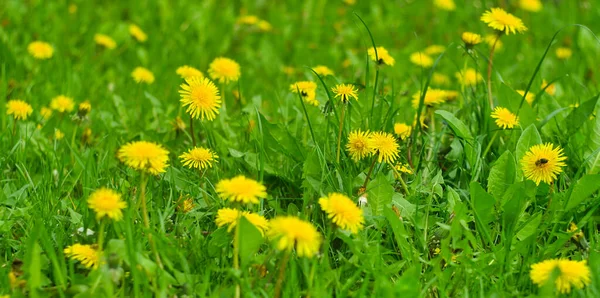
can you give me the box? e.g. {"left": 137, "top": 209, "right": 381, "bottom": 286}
{"left": 2, "top": 0, "right": 600, "bottom": 297}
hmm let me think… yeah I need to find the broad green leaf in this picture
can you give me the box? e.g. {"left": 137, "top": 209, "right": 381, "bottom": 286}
{"left": 565, "top": 174, "right": 600, "bottom": 212}
{"left": 487, "top": 151, "right": 516, "bottom": 199}
{"left": 502, "top": 182, "right": 527, "bottom": 238}
{"left": 516, "top": 213, "right": 541, "bottom": 241}
{"left": 470, "top": 181, "right": 495, "bottom": 225}
{"left": 238, "top": 216, "right": 263, "bottom": 268}
{"left": 435, "top": 110, "right": 473, "bottom": 140}
{"left": 565, "top": 94, "right": 598, "bottom": 135}
{"left": 367, "top": 174, "right": 394, "bottom": 216}
{"left": 585, "top": 100, "right": 600, "bottom": 173}
{"left": 27, "top": 242, "right": 43, "bottom": 294}
{"left": 515, "top": 124, "right": 542, "bottom": 180}
{"left": 384, "top": 208, "right": 413, "bottom": 263}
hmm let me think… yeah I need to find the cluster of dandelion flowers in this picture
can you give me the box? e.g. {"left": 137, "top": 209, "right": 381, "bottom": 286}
{"left": 332, "top": 84, "right": 358, "bottom": 104}
{"left": 50, "top": 95, "right": 75, "bottom": 113}
{"left": 521, "top": 143, "right": 566, "bottom": 185}
{"left": 312, "top": 65, "right": 334, "bottom": 76}
{"left": 28, "top": 41, "right": 53, "bottom": 59}
{"left": 346, "top": 130, "right": 374, "bottom": 162}
{"left": 132, "top": 67, "right": 155, "bottom": 84}
{"left": 462, "top": 32, "right": 482, "bottom": 47}
{"left": 367, "top": 46, "right": 395, "bottom": 66}
{"left": 64, "top": 244, "right": 100, "bottom": 269}
{"left": 290, "top": 81, "right": 318, "bottom": 106}
{"left": 129, "top": 24, "right": 147, "bottom": 42}
{"left": 394, "top": 123, "right": 412, "bottom": 140}
{"left": 179, "top": 76, "right": 222, "bottom": 121}
{"left": 216, "top": 175, "right": 267, "bottom": 204}
{"left": 179, "top": 146, "right": 218, "bottom": 170}
{"left": 319, "top": 193, "right": 364, "bottom": 234}
{"left": 6, "top": 100, "right": 33, "bottom": 121}
{"left": 94, "top": 34, "right": 117, "bottom": 50}
{"left": 87, "top": 188, "right": 127, "bottom": 221}
{"left": 117, "top": 141, "right": 170, "bottom": 175}
{"left": 176, "top": 65, "right": 204, "bottom": 79}
{"left": 215, "top": 208, "right": 269, "bottom": 235}
{"left": 530, "top": 259, "right": 590, "bottom": 294}
{"left": 267, "top": 216, "right": 322, "bottom": 258}
{"left": 369, "top": 132, "right": 400, "bottom": 164}
{"left": 491, "top": 107, "right": 519, "bottom": 129}
{"left": 208, "top": 57, "right": 241, "bottom": 84}
{"left": 481, "top": 8, "right": 527, "bottom": 35}
{"left": 456, "top": 68, "right": 483, "bottom": 87}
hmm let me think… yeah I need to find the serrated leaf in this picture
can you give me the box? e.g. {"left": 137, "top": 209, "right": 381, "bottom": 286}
{"left": 565, "top": 174, "right": 600, "bottom": 212}
{"left": 367, "top": 174, "right": 394, "bottom": 216}
{"left": 487, "top": 151, "right": 516, "bottom": 199}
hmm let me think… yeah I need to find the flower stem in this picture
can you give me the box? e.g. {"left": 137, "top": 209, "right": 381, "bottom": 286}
{"left": 336, "top": 106, "right": 346, "bottom": 163}
{"left": 97, "top": 218, "right": 106, "bottom": 252}
{"left": 487, "top": 34, "right": 501, "bottom": 109}
{"left": 233, "top": 213, "right": 241, "bottom": 298}
{"left": 369, "top": 66, "right": 380, "bottom": 128}
{"left": 362, "top": 153, "right": 379, "bottom": 189}
{"left": 189, "top": 116, "right": 196, "bottom": 147}
{"left": 274, "top": 250, "right": 291, "bottom": 298}
{"left": 139, "top": 172, "right": 163, "bottom": 269}
{"left": 482, "top": 130, "right": 500, "bottom": 157}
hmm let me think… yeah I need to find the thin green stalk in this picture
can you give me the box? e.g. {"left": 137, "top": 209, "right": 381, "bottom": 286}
{"left": 233, "top": 213, "right": 241, "bottom": 298}
{"left": 190, "top": 116, "right": 196, "bottom": 147}
{"left": 482, "top": 130, "right": 500, "bottom": 157}
{"left": 362, "top": 153, "right": 379, "bottom": 189}
{"left": 139, "top": 172, "right": 163, "bottom": 269}
{"left": 96, "top": 219, "right": 106, "bottom": 262}
{"left": 336, "top": 105, "right": 346, "bottom": 163}
{"left": 486, "top": 34, "right": 501, "bottom": 109}
{"left": 274, "top": 250, "right": 291, "bottom": 298}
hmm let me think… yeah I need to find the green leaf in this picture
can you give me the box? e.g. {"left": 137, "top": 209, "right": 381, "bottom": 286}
{"left": 565, "top": 174, "right": 600, "bottom": 212}
{"left": 384, "top": 208, "right": 413, "bottom": 263}
{"left": 367, "top": 174, "right": 394, "bottom": 216}
{"left": 516, "top": 213, "right": 541, "bottom": 241}
{"left": 470, "top": 181, "right": 495, "bottom": 225}
{"left": 502, "top": 182, "right": 527, "bottom": 238}
{"left": 238, "top": 216, "right": 263, "bottom": 268}
{"left": 435, "top": 110, "right": 473, "bottom": 140}
{"left": 487, "top": 151, "right": 516, "bottom": 199}
{"left": 515, "top": 124, "right": 542, "bottom": 180}
{"left": 585, "top": 100, "right": 600, "bottom": 173}
{"left": 564, "top": 94, "right": 599, "bottom": 136}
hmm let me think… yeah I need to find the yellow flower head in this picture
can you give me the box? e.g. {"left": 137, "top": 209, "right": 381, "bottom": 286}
{"left": 394, "top": 163, "right": 413, "bottom": 175}
{"left": 319, "top": 193, "right": 364, "bottom": 234}
{"left": 257, "top": 20, "right": 273, "bottom": 32}
{"left": 530, "top": 259, "right": 590, "bottom": 294}
{"left": 481, "top": 8, "right": 528, "bottom": 35}
{"left": 411, "top": 89, "right": 458, "bottom": 108}
{"left": 568, "top": 222, "right": 585, "bottom": 241}
{"left": 394, "top": 123, "right": 412, "bottom": 140}
{"left": 216, "top": 175, "right": 267, "bottom": 204}
{"left": 462, "top": 32, "right": 482, "bottom": 46}
{"left": 132, "top": 67, "right": 155, "bottom": 84}
{"left": 485, "top": 34, "right": 504, "bottom": 51}
{"left": 117, "top": 141, "right": 170, "bottom": 175}
{"left": 78, "top": 100, "right": 91, "bottom": 118}
{"left": 50, "top": 95, "right": 75, "bottom": 113}
{"left": 432, "top": 73, "right": 450, "bottom": 86}
{"left": 6, "top": 100, "right": 33, "bottom": 120}
{"left": 346, "top": 130, "right": 374, "bottom": 162}
{"left": 176, "top": 65, "right": 204, "bottom": 79}
{"left": 521, "top": 143, "right": 567, "bottom": 185}
{"left": 556, "top": 47, "right": 572, "bottom": 60}
{"left": 267, "top": 216, "right": 322, "bottom": 258}
{"left": 179, "top": 146, "right": 218, "bottom": 170}
{"left": 40, "top": 106, "right": 52, "bottom": 120}
{"left": 542, "top": 79, "right": 556, "bottom": 96}
{"left": 215, "top": 208, "right": 269, "bottom": 235}
{"left": 368, "top": 47, "right": 395, "bottom": 66}
{"left": 177, "top": 196, "right": 195, "bottom": 213}
{"left": 517, "top": 90, "right": 535, "bottom": 105}
{"left": 312, "top": 65, "right": 334, "bottom": 76}
{"left": 64, "top": 244, "right": 99, "bottom": 269}
{"left": 129, "top": 24, "right": 148, "bottom": 42}
{"left": 237, "top": 15, "right": 260, "bottom": 25}
{"left": 455, "top": 68, "right": 483, "bottom": 86}
{"left": 87, "top": 188, "right": 127, "bottom": 221}
{"left": 54, "top": 129, "right": 65, "bottom": 140}
{"left": 520, "top": 0, "right": 542, "bottom": 12}
{"left": 290, "top": 81, "right": 318, "bottom": 106}
{"left": 94, "top": 34, "right": 117, "bottom": 50}
{"left": 434, "top": 0, "right": 455, "bottom": 11}
{"left": 179, "top": 76, "right": 221, "bottom": 121}
{"left": 28, "top": 41, "right": 53, "bottom": 59}
{"left": 369, "top": 132, "right": 400, "bottom": 164}
{"left": 209, "top": 57, "right": 241, "bottom": 84}
{"left": 410, "top": 52, "right": 434, "bottom": 68}
{"left": 491, "top": 107, "right": 519, "bottom": 129}
{"left": 424, "top": 45, "right": 445, "bottom": 56}
{"left": 332, "top": 84, "right": 358, "bottom": 104}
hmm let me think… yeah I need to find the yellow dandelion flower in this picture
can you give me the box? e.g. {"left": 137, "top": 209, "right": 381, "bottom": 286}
{"left": 521, "top": 143, "right": 567, "bottom": 185}
{"left": 179, "top": 146, "right": 219, "bottom": 170}
{"left": 50, "top": 95, "right": 75, "bottom": 113}
{"left": 462, "top": 32, "right": 482, "bottom": 46}
{"left": 319, "top": 193, "right": 364, "bottom": 234}
{"left": 542, "top": 79, "right": 556, "bottom": 96}
{"left": 434, "top": 0, "right": 455, "bottom": 11}
{"left": 312, "top": 65, "right": 334, "bottom": 76}
{"left": 176, "top": 65, "right": 204, "bottom": 79}
{"left": 179, "top": 76, "right": 222, "bottom": 121}
{"left": 257, "top": 20, "right": 272, "bottom": 32}
{"left": 78, "top": 100, "right": 91, "bottom": 118}
{"left": 491, "top": 107, "right": 519, "bottom": 129}
{"left": 368, "top": 46, "right": 395, "bottom": 66}
{"left": 237, "top": 15, "right": 260, "bottom": 25}
{"left": 332, "top": 84, "right": 358, "bottom": 104}
{"left": 64, "top": 244, "right": 99, "bottom": 269}
{"left": 455, "top": 68, "right": 483, "bottom": 86}
{"left": 40, "top": 106, "right": 52, "bottom": 120}
{"left": 411, "top": 89, "right": 458, "bottom": 108}
{"left": 87, "top": 188, "right": 127, "bottom": 221}
{"left": 346, "top": 130, "right": 374, "bottom": 162}
{"left": 54, "top": 129, "right": 65, "bottom": 140}
{"left": 117, "top": 141, "right": 170, "bottom": 175}
{"left": 485, "top": 34, "right": 504, "bottom": 51}
{"left": 177, "top": 196, "right": 194, "bottom": 213}
{"left": 556, "top": 47, "right": 572, "bottom": 60}
{"left": 432, "top": 73, "right": 450, "bottom": 86}
{"left": 517, "top": 90, "right": 535, "bottom": 105}
{"left": 283, "top": 66, "right": 295, "bottom": 76}
{"left": 208, "top": 57, "right": 241, "bottom": 84}
{"left": 568, "top": 222, "right": 585, "bottom": 242}
{"left": 94, "top": 34, "right": 117, "bottom": 50}
{"left": 129, "top": 24, "right": 147, "bottom": 42}
{"left": 481, "top": 8, "right": 528, "bottom": 35}
{"left": 394, "top": 163, "right": 413, "bottom": 174}
{"left": 27, "top": 41, "right": 53, "bottom": 59}
{"left": 267, "top": 216, "right": 322, "bottom": 258}
{"left": 216, "top": 175, "right": 267, "bottom": 204}
{"left": 215, "top": 208, "right": 269, "bottom": 235}
{"left": 369, "top": 132, "right": 400, "bottom": 164}
{"left": 290, "top": 81, "right": 318, "bottom": 106}
{"left": 394, "top": 123, "right": 412, "bottom": 140}
{"left": 424, "top": 45, "right": 445, "bottom": 56}
{"left": 68, "top": 4, "right": 77, "bottom": 14}
{"left": 410, "top": 52, "right": 434, "bottom": 68}
{"left": 520, "top": 0, "right": 542, "bottom": 12}
{"left": 131, "top": 67, "right": 155, "bottom": 84}
{"left": 530, "top": 259, "right": 590, "bottom": 294}
{"left": 6, "top": 99, "right": 33, "bottom": 120}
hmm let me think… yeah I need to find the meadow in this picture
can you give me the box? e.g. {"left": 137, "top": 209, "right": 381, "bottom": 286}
{"left": 1, "top": 0, "right": 600, "bottom": 297}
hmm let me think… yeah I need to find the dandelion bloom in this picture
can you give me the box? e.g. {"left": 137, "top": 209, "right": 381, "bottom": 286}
{"left": 516, "top": 90, "right": 535, "bottom": 105}
{"left": 215, "top": 208, "right": 269, "bottom": 235}
{"left": 520, "top": 0, "right": 542, "bottom": 12}
{"left": 367, "top": 47, "right": 395, "bottom": 66}
{"left": 216, "top": 175, "right": 267, "bottom": 204}
{"left": 530, "top": 259, "right": 590, "bottom": 294}
{"left": 424, "top": 45, "right": 445, "bottom": 56}
{"left": 132, "top": 67, "right": 155, "bottom": 84}
{"left": 27, "top": 41, "right": 53, "bottom": 59}
{"left": 312, "top": 65, "right": 334, "bottom": 76}
{"left": 319, "top": 193, "right": 364, "bottom": 234}
{"left": 394, "top": 123, "right": 412, "bottom": 140}
{"left": 87, "top": 188, "right": 127, "bottom": 221}
{"left": 434, "top": 0, "right": 455, "bottom": 11}
{"left": 179, "top": 146, "right": 218, "bottom": 170}
{"left": 481, "top": 8, "right": 527, "bottom": 35}
{"left": 54, "top": 129, "right": 65, "bottom": 140}
{"left": 332, "top": 84, "right": 358, "bottom": 104}
{"left": 64, "top": 244, "right": 99, "bottom": 269}
{"left": 411, "top": 89, "right": 458, "bottom": 108}
{"left": 176, "top": 65, "right": 204, "bottom": 79}
{"left": 455, "top": 68, "right": 483, "bottom": 86}
{"left": 94, "top": 34, "right": 117, "bottom": 50}
{"left": 129, "top": 24, "right": 147, "bottom": 42}
{"left": 257, "top": 20, "right": 272, "bottom": 32}
{"left": 177, "top": 197, "right": 194, "bottom": 213}
{"left": 369, "top": 132, "right": 400, "bottom": 164}
{"left": 461, "top": 32, "right": 482, "bottom": 46}
{"left": 567, "top": 222, "right": 585, "bottom": 242}
{"left": 117, "top": 141, "right": 170, "bottom": 175}
{"left": 409, "top": 52, "right": 434, "bottom": 68}
{"left": 432, "top": 73, "right": 450, "bottom": 86}
{"left": 521, "top": 143, "right": 566, "bottom": 185}
{"left": 6, "top": 100, "right": 33, "bottom": 120}
{"left": 208, "top": 57, "right": 241, "bottom": 84}
{"left": 267, "top": 216, "right": 322, "bottom": 258}
{"left": 290, "top": 81, "right": 318, "bottom": 106}
{"left": 78, "top": 101, "right": 91, "bottom": 118}
{"left": 179, "top": 76, "right": 222, "bottom": 120}
{"left": 50, "top": 95, "right": 75, "bottom": 113}
{"left": 40, "top": 106, "right": 52, "bottom": 120}
{"left": 346, "top": 130, "right": 373, "bottom": 162}
{"left": 555, "top": 47, "right": 572, "bottom": 60}
{"left": 491, "top": 107, "right": 519, "bottom": 129}
{"left": 541, "top": 80, "right": 556, "bottom": 96}
{"left": 237, "top": 15, "right": 260, "bottom": 25}
{"left": 394, "top": 163, "right": 413, "bottom": 174}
